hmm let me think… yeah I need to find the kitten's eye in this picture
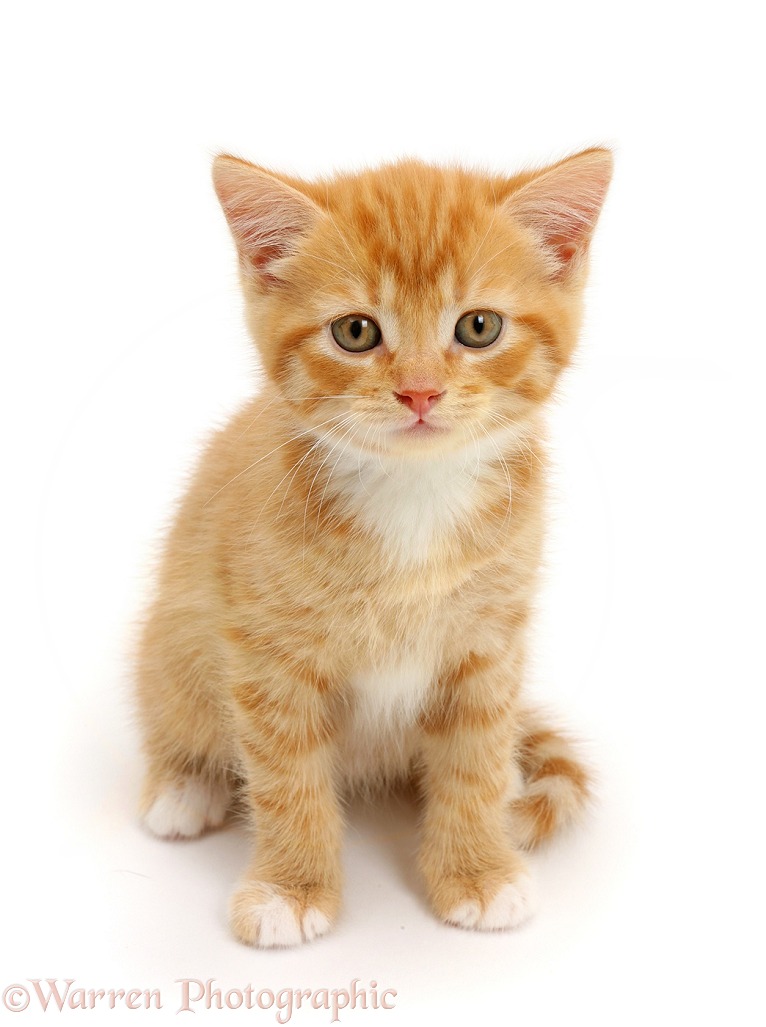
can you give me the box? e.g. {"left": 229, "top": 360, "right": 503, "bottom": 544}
{"left": 331, "top": 315, "right": 382, "bottom": 353}
{"left": 455, "top": 310, "right": 503, "bottom": 348}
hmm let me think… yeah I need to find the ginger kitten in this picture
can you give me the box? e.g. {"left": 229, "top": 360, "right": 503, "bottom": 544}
{"left": 136, "top": 149, "right": 612, "bottom": 947}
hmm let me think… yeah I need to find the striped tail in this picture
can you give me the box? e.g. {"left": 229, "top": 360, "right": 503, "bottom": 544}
{"left": 509, "top": 708, "right": 593, "bottom": 849}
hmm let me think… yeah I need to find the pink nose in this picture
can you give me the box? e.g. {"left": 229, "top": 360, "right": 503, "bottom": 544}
{"left": 394, "top": 388, "right": 445, "bottom": 419}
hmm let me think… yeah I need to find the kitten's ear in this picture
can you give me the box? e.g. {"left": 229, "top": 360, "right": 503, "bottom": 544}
{"left": 212, "top": 155, "right": 321, "bottom": 285}
{"left": 505, "top": 148, "right": 613, "bottom": 281}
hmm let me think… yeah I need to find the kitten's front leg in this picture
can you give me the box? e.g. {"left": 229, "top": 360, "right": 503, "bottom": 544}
{"left": 228, "top": 649, "right": 343, "bottom": 948}
{"left": 418, "top": 649, "right": 536, "bottom": 931}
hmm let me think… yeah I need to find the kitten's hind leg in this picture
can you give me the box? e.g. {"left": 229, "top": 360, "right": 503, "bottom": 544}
{"left": 141, "top": 769, "right": 231, "bottom": 840}
{"left": 136, "top": 606, "right": 233, "bottom": 840}
{"left": 509, "top": 708, "right": 592, "bottom": 849}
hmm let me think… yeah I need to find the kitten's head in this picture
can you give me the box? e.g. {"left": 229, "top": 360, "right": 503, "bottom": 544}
{"left": 213, "top": 150, "right": 611, "bottom": 458}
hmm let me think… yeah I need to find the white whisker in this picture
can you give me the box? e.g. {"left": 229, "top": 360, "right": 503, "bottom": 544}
{"left": 204, "top": 412, "right": 348, "bottom": 505}
{"left": 313, "top": 417, "right": 370, "bottom": 543}
{"left": 302, "top": 415, "right": 362, "bottom": 560}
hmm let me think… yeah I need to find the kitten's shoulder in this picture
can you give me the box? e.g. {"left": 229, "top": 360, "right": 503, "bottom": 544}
{"left": 197, "top": 388, "right": 278, "bottom": 478}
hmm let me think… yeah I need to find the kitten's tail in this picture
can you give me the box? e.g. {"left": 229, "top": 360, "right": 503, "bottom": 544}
{"left": 510, "top": 708, "right": 593, "bottom": 849}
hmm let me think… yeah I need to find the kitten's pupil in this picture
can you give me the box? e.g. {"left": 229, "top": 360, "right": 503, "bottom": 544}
{"left": 351, "top": 319, "right": 363, "bottom": 339}
{"left": 473, "top": 315, "right": 485, "bottom": 335}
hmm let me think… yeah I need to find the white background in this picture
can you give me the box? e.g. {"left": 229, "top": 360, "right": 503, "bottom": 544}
{"left": 2, "top": 1, "right": 764, "bottom": 1024}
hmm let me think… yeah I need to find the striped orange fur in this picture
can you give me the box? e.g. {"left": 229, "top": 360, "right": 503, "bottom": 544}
{"left": 135, "top": 149, "right": 612, "bottom": 946}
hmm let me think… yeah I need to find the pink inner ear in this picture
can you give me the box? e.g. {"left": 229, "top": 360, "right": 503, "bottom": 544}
{"left": 506, "top": 150, "right": 612, "bottom": 277}
{"left": 551, "top": 240, "right": 578, "bottom": 267}
{"left": 248, "top": 242, "right": 289, "bottom": 286}
{"left": 212, "top": 157, "right": 319, "bottom": 283}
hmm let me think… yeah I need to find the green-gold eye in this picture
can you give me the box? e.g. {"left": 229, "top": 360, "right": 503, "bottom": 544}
{"left": 331, "top": 315, "right": 382, "bottom": 353}
{"left": 455, "top": 310, "right": 503, "bottom": 348}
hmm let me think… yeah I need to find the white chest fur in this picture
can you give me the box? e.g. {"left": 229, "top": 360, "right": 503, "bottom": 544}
{"left": 324, "top": 433, "right": 511, "bottom": 784}
{"left": 330, "top": 448, "right": 484, "bottom": 564}
{"left": 339, "top": 658, "right": 434, "bottom": 789}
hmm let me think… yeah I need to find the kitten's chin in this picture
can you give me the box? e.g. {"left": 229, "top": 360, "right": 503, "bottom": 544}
{"left": 398, "top": 421, "right": 448, "bottom": 438}
{"left": 382, "top": 421, "right": 463, "bottom": 457}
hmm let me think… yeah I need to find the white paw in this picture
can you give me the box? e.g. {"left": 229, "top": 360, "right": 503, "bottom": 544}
{"left": 446, "top": 876, "right": 537, "bottom": 931}
{"left": 143, "top": 778, "right": 229, "bottom": 839}
{"left": 230, "top": 884, "right": 332, "bottom": 948}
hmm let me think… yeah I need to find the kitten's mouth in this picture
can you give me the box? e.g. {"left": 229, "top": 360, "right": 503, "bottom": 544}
{"left": 399, "top": 418, "right": 448, "bottom": 436}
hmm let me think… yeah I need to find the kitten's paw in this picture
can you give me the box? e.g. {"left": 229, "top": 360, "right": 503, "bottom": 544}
{"left": 142, "top": 777, "right": 229, "bottom": 839}
{"left": 444, "top": 875, "right": 537, "bottom": 932}
{"left": 229, "top": 882, "right": 334, "bottom": 948}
